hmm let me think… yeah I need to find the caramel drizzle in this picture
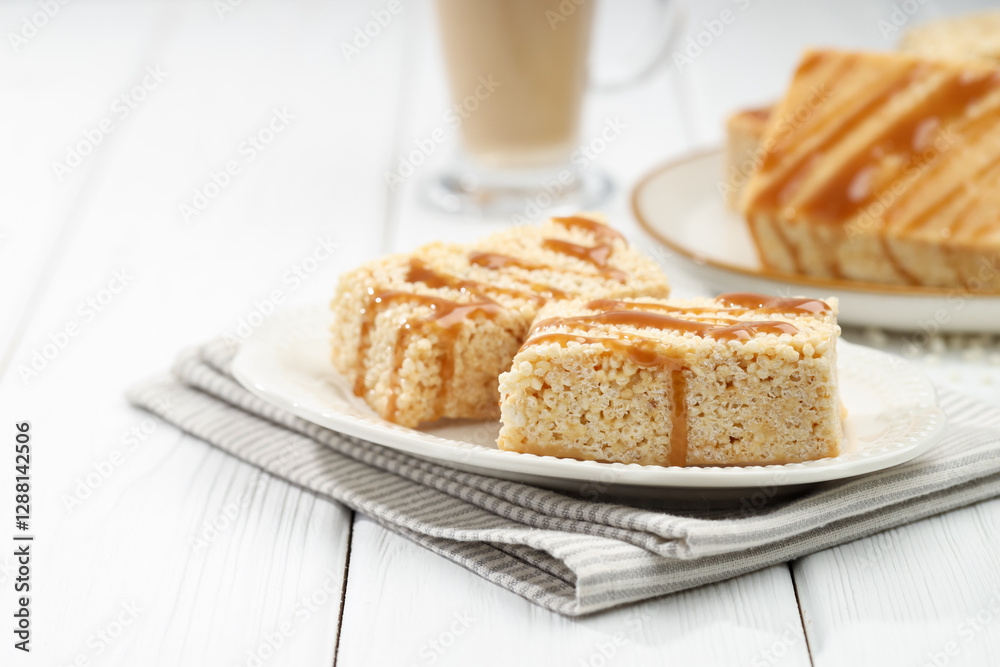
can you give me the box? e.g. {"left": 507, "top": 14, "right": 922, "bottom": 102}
{"left": 540, "top": 239, "right": 627, "bottom": 282}
{"left": 744, "top": 106, "right": 772, "bottom": 121}
{"left": 357, "top": 256, "right": 593, "bottom": 421}
{"left": 409, "top": 259, "right": 552, "bottom": 304}
{"left": 472, "top": 218, "right": 629, "bottom": 284}
{"left": 519, "top": 333, "right": 679, "bottom": 367}
{"left": 896, "top": 152, "right": 1000, "bottom": 237}
{"left": 801, "top": 68, "right": 1000, "bottom": 222}
{"left": 519, "top": 333, "right": 688, "bottom": 465}
{"left": 769, "top": 215, "right": 805, "bottom": 275}
{"left": 669, "top": 370, "right": 688, "bottom": 466}
{"left": 887, "top": 110, "right": 1000, "bottom": 238}
{"left": 760, "top": 55, "right": 857, "bottom": 169}
{"left": 354, "top": 260, "right": 508, "bottom": 422}
{"left": 795, "top": 49, "right": 827, "bottom": 78}
{"left": 879, "top": 237, "right": 920, "bottom": 285}
{"left": 468, "top": 252, "right": 536, "bottom": 271}
{"left": 551, "top": 215, "right": 628, "bottom": 244}
{"left": 585, "top": 298, "right": 719, "bottom": 315}
{"left": 467, "top": 252, "right": 569, "bottom": 299}
{"left": 356, "top": 289, "right": 503, "bottom": 419}
{"left": 715, "top": 292, "right": 831, "bottom": 314}
{"left": 586, "top": 294, "right": 830, "bottom": 317}
{"left": 953, "top": 177, "right": 1000, "bottom": 242}
{"left": 519, "top": 295, "right": 808, "bottom": 466}
{"left": 755, "top": 57, "right": 915, "bottom": 180}
{"left": 528, "top": 310, "right": 797, "bottom": 341}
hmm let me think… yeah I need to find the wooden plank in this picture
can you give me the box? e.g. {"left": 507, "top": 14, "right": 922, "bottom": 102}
{"left": 337, "top": 516, "right": 811, "bottom": 667}
{"left": 0, "top": 0, "right": 406, "bottom": 664}
{"left": 0, "top": 0, "right": 174, "bottom": 370}
{"left": 794, "top": 498, "right": 1000, "bottom": 666}
{"left": 36, "top": 434, "right": 352, "bottom": 666}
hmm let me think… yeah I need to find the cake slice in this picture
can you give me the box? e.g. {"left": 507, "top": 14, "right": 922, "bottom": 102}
{"left": 497, "top": 293, "right": 840, "bottom": 467}
{"left": 723, "top": 106, "right": 772, "bottom": 209}
{"left": 741, "top": 49, "right": 1000, "bottom": 289}
{"left": 330, "top": 215, "right": 670, "bottom": 427}
{"left": 725, "top": 16, "right": 1000, "bottom": 213}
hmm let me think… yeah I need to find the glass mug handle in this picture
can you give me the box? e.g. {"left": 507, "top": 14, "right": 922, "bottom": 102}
{"left": 589, "top": 0, "right": 687, "bottom": 91}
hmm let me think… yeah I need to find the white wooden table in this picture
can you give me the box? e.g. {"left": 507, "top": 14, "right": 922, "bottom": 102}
{"left": 4, "top": 1, "right": 1000, "bottom": 665}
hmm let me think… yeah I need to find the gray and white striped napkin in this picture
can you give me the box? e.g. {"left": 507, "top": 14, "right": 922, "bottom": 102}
{"left": 127, "top": 341, "right": 1000, "bottom": 616}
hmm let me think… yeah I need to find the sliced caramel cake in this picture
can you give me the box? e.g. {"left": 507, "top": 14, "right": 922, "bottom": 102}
{"left": 330, "top": 215, "right": 670, "bottom": 428}
{"left": 741, "top": 49, "right": 1000, "bottom": 289}
{"left": 723, "top": 106, "right": 773, "bottom": 209}
{"left": 497, "top": 293, "right": 840, "bottom": 467}
{"left": 725, "top": 21, "right": 1000, "bottom": 213}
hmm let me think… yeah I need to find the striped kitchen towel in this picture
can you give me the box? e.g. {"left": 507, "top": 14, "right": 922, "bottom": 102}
{"left": 127, "top": 340, "right": 1000, "bottom": 616}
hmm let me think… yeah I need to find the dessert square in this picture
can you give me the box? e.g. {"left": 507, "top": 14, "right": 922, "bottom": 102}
{"left": 330, "top": 215, "right": 670, "bottom": 427}
{"left": 740, "top": 49, "right": 1000, "bottom": 289}
{"left": 497, "top": 293, "right": 841, "bottom": 467}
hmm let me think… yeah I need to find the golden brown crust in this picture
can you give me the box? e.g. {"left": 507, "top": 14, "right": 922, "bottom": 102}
{"left": 741, "top": 49, "right": 1000, "bottom": 289}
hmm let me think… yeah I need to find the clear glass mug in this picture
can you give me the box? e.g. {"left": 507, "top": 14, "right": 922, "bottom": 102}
{"left": 426, "top": 0, "right": 684, "bottom": 217}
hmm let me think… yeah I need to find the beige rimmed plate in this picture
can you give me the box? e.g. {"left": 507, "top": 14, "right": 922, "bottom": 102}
{"left": 231, "top": 307, "right": 946, "bottom": 498}
{"left": 631, "top": 149, "right": 1000, "bottom": 332}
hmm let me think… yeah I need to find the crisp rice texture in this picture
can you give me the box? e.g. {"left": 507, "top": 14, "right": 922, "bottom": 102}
{"left": 497, "top": 296, "right": 841, "bottom": 466}
{"left": 900, "top": 11, "right": 1000, "bottom": 63}
{"left": 330, "top": 215, "right": 670, "bottom": 427}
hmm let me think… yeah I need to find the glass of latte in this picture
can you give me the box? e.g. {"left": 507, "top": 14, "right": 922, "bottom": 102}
{"left": 426, "top": 0, "right": 682, "bottom": 218}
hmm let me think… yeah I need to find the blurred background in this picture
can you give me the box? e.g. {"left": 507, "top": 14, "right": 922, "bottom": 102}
{"left": 3, "top": 1, "right": 999, "bottom": 665}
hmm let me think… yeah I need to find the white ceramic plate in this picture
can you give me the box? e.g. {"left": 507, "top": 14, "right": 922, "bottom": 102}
{"left": 231, "top": 307, "right": 946, "bottom": 496}
{"left": 631, "top": 150, "right": 1000, "bottom": 333}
